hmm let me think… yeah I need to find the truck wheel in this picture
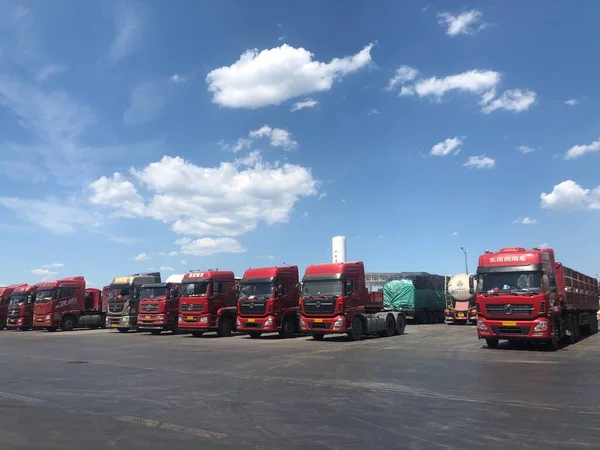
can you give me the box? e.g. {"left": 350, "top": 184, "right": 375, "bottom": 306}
{"left": 549, "top": 321, "right": 560, "bottom": 351}
{"left": 395, "top": 314, "right": 406, "bottom": 335}
{"left": 217, "top": 316, "right": 233, "bottom": 337}
{"left": 378, "top": 314, "right": 395, "bottom": 337}
{"left": 567, "top": 316, "right": 577, "bottom": 344}
{"left": 278, "top": 316, "right": 295, "bottom": 338}
{"left": 45, "top": 327, "right": 57, "bottom": 332}
{"left": 117, "top": 328, "right": 128, "bottom": 333}
{"left": 347, "top": 317, "right": 363, "bottom": 341}
{"left": 191, "top": 331, "right": 204, "bottom": 337}
{"left": 311, "top": 333, "right": 324, "bottom": 341}
{"left": 248, "top": 331, "right": 262, "bottom": 339}
{"left": 61, "top": 316, "right": 75, "bottom": 332}
{"left": 150, "top": 330, "right": 162, "bottom": 335}
{"left": 485, "top": 338, "right": 499, "bottom": 349}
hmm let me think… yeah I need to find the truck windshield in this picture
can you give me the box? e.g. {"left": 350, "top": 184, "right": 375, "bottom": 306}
{"left": 239, "top": 282, "right": 273, "bottom": 299}
{"left": 478, "top": 272, "right": 543, "bottom": 294}
{"left": 9, "top": 294, "right": 26, "bottom": 305}
{"left": 181, "top": 282, "right": 208, "bottom": 297}
{"left": 140, "top": 287, "right": 166, "bottom": 299}
{"left": 109, "top": 284, "right": 131, "bottom": 301}
{"left": 302, "top": 280, "right": 342, "bottom": 297}
{"left": 35, "top": 290, "right": 55, "bottom": 303}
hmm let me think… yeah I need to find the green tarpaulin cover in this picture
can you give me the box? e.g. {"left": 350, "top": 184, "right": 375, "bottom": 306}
{"left": 383, "top": 279, "right": 445, "bottom": 311}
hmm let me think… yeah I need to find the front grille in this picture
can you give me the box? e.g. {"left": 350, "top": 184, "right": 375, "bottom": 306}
{"left": 108, "top": 303, "right": 124, "bottom": 313}
{"left": 486, "top": 303, "right": 534, "bottom": 316}
{"left": 239, "top": 301, "right": 266, "bottom": 315}
{"left": 8, "top": 309, "right": 19, "bottom": 319}
{"left": 140, "top": 304, "right": 158, "bottom": 312}
{"left": 180, "top": 303, "right": 204, "bottom": 312}
{"left": 491, "top": 326, "right": 530, "bottom": 335}
{"left": 311, "top": 322, "right": 330, "bottom": 329}
{"left": 303, "top": 299, "right": 336, "bottom": 314}
{"left": 244, "top": 322, "right": 260, "bottom": 328}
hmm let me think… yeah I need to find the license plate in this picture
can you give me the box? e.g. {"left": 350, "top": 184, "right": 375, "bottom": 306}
{"left": 145, "top": 315, "right": 151, "bottom": 320}
{"left": 502, "top": 321, "right": 517, "bottom": 326}
{"left": 314, "top": 318, "right": 323, "bottom": 323}
{"left": 186, "top": 316, "right": 194, "bottom": 321}
{"left": 457, "top": 313, "right": 464, "bottom": 318}
{"left": 9, "top": 319, "right": 16, "bottom": 324}
{"left": 111, "top": 324, "right": 118, "bottom": 328}
{"left": 247, "top": 318, "right": 255, "bottom": 323}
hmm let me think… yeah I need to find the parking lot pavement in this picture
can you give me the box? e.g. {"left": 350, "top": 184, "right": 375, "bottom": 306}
{"left": 1, "top": 324, "right": 600, "bottom": 449}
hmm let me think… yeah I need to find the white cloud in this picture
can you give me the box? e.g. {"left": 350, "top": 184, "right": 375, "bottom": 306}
{"left": 463, "top": 155, "right": 496, "bottom": 169}
{"left": 123, "top": 82, "right": 165, "bottom": 125}
{"left": 513, "top": 217, "right": 537, "bottom": 225}
{"left": 481, "top": 89, "right": 536, "bottom": 114}
{"left": 157, "top": 251, "right": 179, "bottom": 257}
{"left": 225, "top": 125, "right": 298, "bottom": 152}
{"left": 539, "top": 243, "right": 550, "bottom": 249}
{"left": 565, "top": 98, "right": 579, "bottom": 106}
{"left": 540, "top": 180, "right": 600, "bottom": 211}
{"left": 169, "top": 74, "right": 187, "bottom": 84}
{"left": 438, "top": 10, "right": 487, "bottom": 36}
{"left": 36, "top": 64, "right": 66, "bottom": 82}
{"left": 160, "top": 266, "right": 175, "bottom": 272}
{"left": 176, "top": 237, "right": 245, "bottom": 256}
{"left": 109, "top": 2, "right": 142, "bottom": 63}
{"left": 564, "top": 138, "right": 600, "bottom": 160}
{"left": 89, "top": 153, "right": 318, "bottom": 254}
{"left": 267, "top": 255, "right": 276, "bottom": 260}
{"left": 367, "top": 108, "right": 380, "bottom": 116}
{"left": 302, "top": 212, "right": 309, "bottom": 218}
{"left": 133, "top": 253, "right": 150, "bottom": 261}
{"left": 0, "top": 197, "right": 99, "bottom": 234}
{"left": 386, "top": 65, "right": 419, "bottom": 91}
{"left": 452, "top": 231, "right": 459, "bottom": 236}
{"left": 31, "top": 268, "right": 58, "bottom": 278}
{"left": 291, "top": 98, "right": 318, "bottom": 111}
{"left": 42, "top": 263, "right": 64, "bottom": 269}
{"left": 431, "top": 137, "right": 463, "bottom": 156}
{"left": 206, "top": 42, "right": 374, "bottom": 108}
{"left": 518, "top": 145, "right": 536, "bottom": 154}
{"left": 180, "top": 260, "right": 188, "bottom": 265}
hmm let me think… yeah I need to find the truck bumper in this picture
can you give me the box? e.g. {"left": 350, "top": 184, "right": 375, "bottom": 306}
{"left": 33, "top": 315, "right": 55, "bottom": 328}
{"left": 299, "top": 315, "right": 347, "bottom": 334}
{"left": 178, "top": 314, "right": 213, "bottom": 330}
{"left": 106, "top": 316, "right": 135, "bottom": 330}
{"left": 137, "top": 314, "right": 171, "bottom": 330}
{"left": 236, "top": 315, "right": 278, "bottom": 332}
{"left": 476, "top": 317, "right": 551, "bottom": 340}
{"left": 445, "top": 313, "right": 477, "bottom": 324}
{"left": 6, "top": 317, "right": 31, "bottom": 329}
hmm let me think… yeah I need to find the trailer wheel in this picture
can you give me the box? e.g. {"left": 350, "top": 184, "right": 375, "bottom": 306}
{"left": 248, "top": 331, "right": 262, "bottom": 339}
{"left": 395, "top": 314, "right": 406, "bottom": 335}
{"left": 279, "top": 316, "right": 295, "bottom": 339}
{"left": 150, "top": 330, "right": 162, "bottom": 335}
{"left": 311, "top": 333, "right": 324, "bottom": 341}
{"left": 191, "top": 331, "right": 204, "bottom": 337}
{"left": 347, "top": 317, "right": 363, "bottom": 341}
{"left": 217, "top": 316, "right": 233, "bottom": 337}
{"left": 61, "top": 316, "right": 75, "bottom": 332}
{"left": 485, "top": 338, "right": 499, "bottom": 349}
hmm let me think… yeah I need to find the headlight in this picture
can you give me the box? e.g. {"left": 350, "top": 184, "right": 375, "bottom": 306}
{"left": 105, "top": 317, "right": 110, "bottom": 326}
{"left": 199, "top": 316, "right": 208, "bottom": 324}
{"left": 333, "top": 317, "right": 344, "bottom": 327}
{"left": 45, "top": 314, "right": 50, "bottom": 320}
{"left": 236, "top": 317, "right": 241, "bottom": 328}
{"left": 477, "top": 320, "right": 488, "bottom": 330}
{"left": 534, "top": 321, "right": 548, "bottom": 331}
{"left": 121, "top": 316, "right": 130, "bottom": 325}
{"left": 263, "top": 317, "right": 273, "bottom": 328}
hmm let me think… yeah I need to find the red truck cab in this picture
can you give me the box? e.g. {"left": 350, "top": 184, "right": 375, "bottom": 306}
{"left": 138, "top": 274, "right": 184, "bottom": 335}
{"left": 236, "top": 265, "right": 300, "bottom": 339}
{"left": 299, "top": 261, "right": 406, "bottom": 341}
{"left": 476, "top": 247, "right": 599, "bottom": 350}
{"left": 6, "top": 285, "right": 36, "bottom": 330}
{"left": 178, "top": 270, "right": 238, "bottom": 337}
{"left": 0, "top": 284, "right": 27, "bottom": 330}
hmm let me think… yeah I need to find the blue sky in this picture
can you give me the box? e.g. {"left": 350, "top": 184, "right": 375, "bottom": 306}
{"left": 1, "top": 0, "right": 599, "bottom": 287}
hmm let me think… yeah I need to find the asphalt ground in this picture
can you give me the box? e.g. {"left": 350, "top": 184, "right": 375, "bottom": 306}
{"left": 0, "top": 324, "right": 599, "bottom": 450}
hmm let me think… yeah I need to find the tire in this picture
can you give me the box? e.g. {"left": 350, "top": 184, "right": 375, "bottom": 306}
{"left": 567, "top": 315, "right": 577, "bottom": 345}
{"left": 278, "top": 316, "right": 295, "bottom": 338}
{"left": 117, "top": 328, "right": 129, "bottom": 333}
{"left": 217, "top": 316, "right": 233, "bottom": 337}
{"left": 486, "top": 338, "right": 499, "bottom": 349}
{"left": 191, "top": 331, "right": 204, "bottom": 337}
{"left": 45, "top": 326, "right": 57, "bottom": 332}
{"left": 311, "top": 333, "right": 324, "bottom": 341}
{"left": 395, "top": 314, "right": 406, "bottom": 335}
{"left": 378, "top": 314, "right": 395, "bottom": 337}
{"left": 61, "top": 316, "right": 75, "bottom": 332}
{"left": 248, "top": 331, "right": 262, "bottom": 339}
{"left": 347, "top": 317, "right": 363, "bottom": 341}
{"left": 150, "top": 330, "right": 162, "bottom": 335}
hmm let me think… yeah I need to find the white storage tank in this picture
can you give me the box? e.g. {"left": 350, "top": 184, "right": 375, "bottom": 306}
{"left": 332, "top": 236, "right": 347, "bottom": 263}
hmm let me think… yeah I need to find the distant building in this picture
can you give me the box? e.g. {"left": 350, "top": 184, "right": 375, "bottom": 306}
{"left": 365, "top": 273, "right": 397, "bottom": 292}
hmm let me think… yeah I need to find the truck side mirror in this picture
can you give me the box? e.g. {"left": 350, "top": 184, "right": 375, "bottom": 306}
{"left": 276, "top": 284, "right": 283, "bottom": 296}
{"left": 345, "top": 280, "right": 353, "bottom": 294}
{"left": 234, "top": 285, "right": 240, "bottom": 294}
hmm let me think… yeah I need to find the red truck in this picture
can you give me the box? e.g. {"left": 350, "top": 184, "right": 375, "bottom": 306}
{"left": 476, "top": 247, "right": 599, "bottom": 350}
{"left": 6, "top": 285, "right": 37, "bottom": 330}
{"left": 0, "top": 284, "right": 27, "bottom": 330}
{"left": 178, "top": 270, "right": 238, "bottom": 337}
{"left": 138, "top": 274, "right": 184, "bottom": 334}
{"left": 236, "top": 265, "right": 300, "bottom": 338}
{"left": 33, "top": 277, "right": 106, "bottom": 331}
{"left": 299, "top": 261, "right": 407, "bottom": 341}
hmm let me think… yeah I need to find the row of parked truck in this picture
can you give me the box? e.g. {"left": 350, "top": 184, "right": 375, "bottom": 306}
{"left": 1, "top": 246, "right": 598, "bottom": 349}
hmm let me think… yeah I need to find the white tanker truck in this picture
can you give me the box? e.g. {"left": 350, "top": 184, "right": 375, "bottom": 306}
{"left": 444, "top": 273, "right": 477, "bottom": 325}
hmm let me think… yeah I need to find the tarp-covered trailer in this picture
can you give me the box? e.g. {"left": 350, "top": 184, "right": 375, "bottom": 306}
{"left": 383, "top": 272, "right": 446, "bottom": 324}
